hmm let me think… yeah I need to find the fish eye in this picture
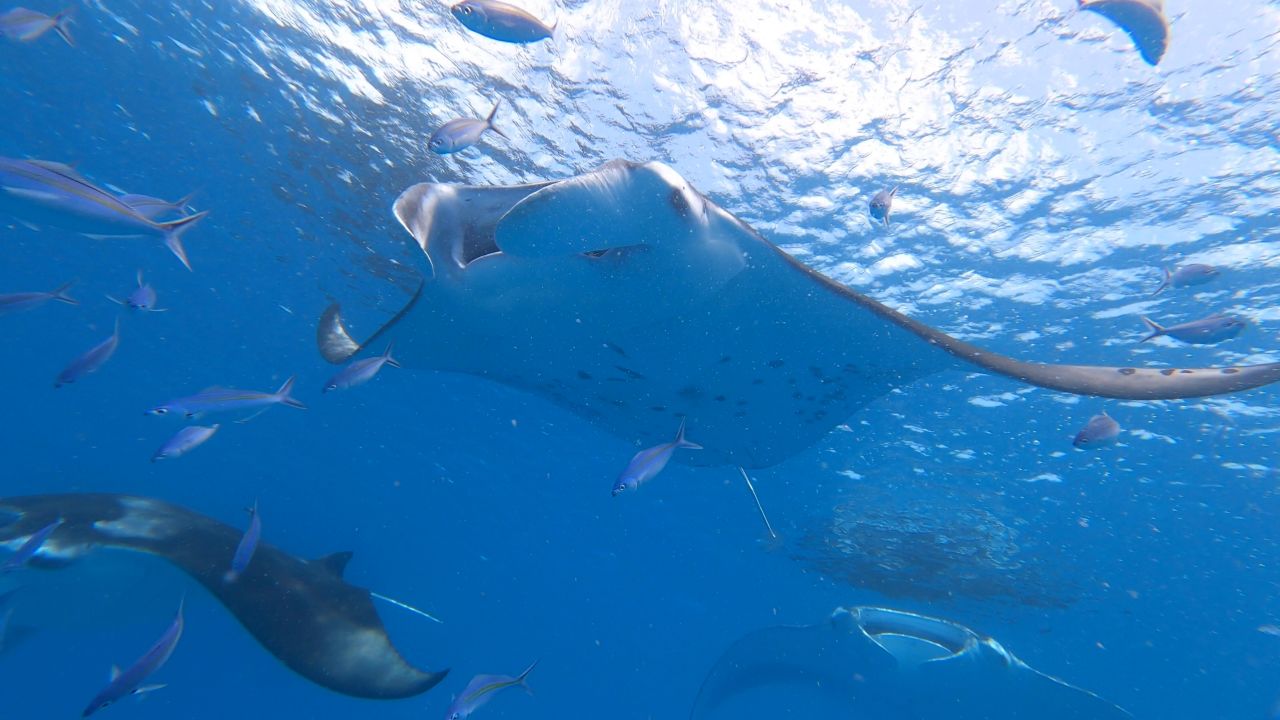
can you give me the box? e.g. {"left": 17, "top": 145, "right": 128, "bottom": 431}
{"left": 459, "top": 5, "right": 472, "bottom": 14}
{"left": 152, "top": 408, "right": 168, "bottom": 415}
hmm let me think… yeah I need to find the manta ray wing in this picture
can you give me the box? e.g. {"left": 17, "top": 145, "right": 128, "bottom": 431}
{"left": 318, "top": 160, "right": 1280, "bottom": 468}
{"left": 0, "top": 494, "right": 446, "bottom": 699}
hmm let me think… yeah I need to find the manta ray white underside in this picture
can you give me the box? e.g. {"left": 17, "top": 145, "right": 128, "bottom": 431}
{"left": 318, "top": 160, "right": 1280, "bottom": 468}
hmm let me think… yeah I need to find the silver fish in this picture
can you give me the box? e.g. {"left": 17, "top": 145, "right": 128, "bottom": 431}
{"left": 450, "top": 0, "right": 555, "bottom": 44}
{"left": 1140, "top": 314, "right": 1246, "bottom": 345}
{"left": 118, "top": 192, "right": 195, "bottom": 220}
{"left": 0, "top": 157, "right": 208, "bottom": 270}
{"left": 323, "top": 343, "right": 400, "bottom": 393}
{"left": 1073, "top": 411, "right": 1120, "bottom": 449}
{"left": 108, "top": 270, "right": 163, "bottom": 311}
{"left": 55, "top": 319, "right": 120, "bottom": 388}
{"left": 224, "top": 502, "right": 261, "bottom": 583}
{"left": 429, "top": 101, "right": 507, "bottom": 155}
{"left": 869, "top": 186, "right": 898, "bottom": 227}
{"left": 151, "top": 424, "right": 219, "bottom": 462}
{"left": 1151, "top": 263, "right": 1219, "bottom": 296}
{"left": 444, "top": 659, "right": 538, "bottom": 720}
{"left": 612, "top": 419, "right": 702, "bottom": 496}
{"left": 0, "top": 519, "right": 62, "bottom": 572}
{"left": 0, "top": 280, "right": 76, "bottom": 315}
{"left": 0, "top": 6, "right": 74, "bottom": 46}
{"left": 82, "top": 600, "right": 183, "bottom": 717}
{"left": 147, "top": 376, "right": 306, "bottom": 417}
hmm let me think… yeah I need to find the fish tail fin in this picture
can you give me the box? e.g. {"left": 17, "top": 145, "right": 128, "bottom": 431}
{"left": 675, "top": 418, "right": 703, "bottom": 450}
{"left": 1139, "top": 316, "right": 1165, "bottom": 343}
{"left": 53, "top": 8, "right": 75, "bottom": 47}
{"left": 157, "top": 210, "right": 209, "bottom": 271}
{"left": 890, "top": 185, "right": 900, "bottom": 197}
{"left": 486, "top": 100, "right": 509, "bottom": 139}
{"left": 1151, "top": 267, "right": 1171, "bottom": 296}
{"left": 383, "top": 342, "right": 402, "bottom": 369}
{"left": 274, "top": 375, "right": 307, "bottom": 409}
{"left": 51, "top": 280, "right": 78, "bottom": 305}
{"left": 516, "top": 658, "right": 539, "bottom": 693}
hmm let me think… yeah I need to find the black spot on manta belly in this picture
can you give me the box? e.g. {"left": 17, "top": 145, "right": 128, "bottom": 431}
{"left": 1119, "top": 368, "right": 1136, "bottom": 375}
{"left": 1223, "top": 368, "right": 1239, "bottom": 374}
{"left": 1160, "top": 369, "right": 1175, "bottom": 376}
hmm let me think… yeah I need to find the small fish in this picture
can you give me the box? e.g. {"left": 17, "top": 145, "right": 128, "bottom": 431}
{"left": 0, "top": 6, "right": 74, "bottom": 46}
{"left": 1258, "top": 624, "right": 1280, "bottom": 637}
{"left": 0, "top": 280, "right": 77, "bottom": 315}
{"left": 1, "top": 519, "right": 62, "bottom": 572}
{"left": 1073, "top": 411, "right": 1121, "bottom": 449}
{"left": 55, "top": 319, "right": 120, "bottom": 388}
{"left": 1151, "top": 264, "right": 1219, "bottom": 296}
{"left": 429, "top": 101, "right": 508, "bottom": 155}
{"left": 108, "top": 270, "right": 164, "bottom": 312}
{"left": 1140, "top": 314, "right": 1246, "bottom": 345}
{"left": 450, "top": 0, "right": 555, "bottom": 44}
{"left": 82, "top": 600, "right": 184, "bottom": 717}
{"left": 323, "top": 343, "right": 401, "bottom": 393}
{"left": 612, "top": 419, "right": 703, "bottom": 496}
{"left": 0, "top": 157, "right": 208, "bottom": 270}
{"left": 445, "top": 659, "right": 538, "bottom": 720}
{"left": 118, "top": 192, "right": 195, "bottom": 220}
{"left": 869, "top": 186, "right": 898, "bottom": 228}
{"left": 224, "top": 502, "right": 261, "bottom": 583}
{"left": 150, "top": 424, "right": 219, "bottom": 462}
{"left": 147, "top": 376, "right": 306, "bottom": 417}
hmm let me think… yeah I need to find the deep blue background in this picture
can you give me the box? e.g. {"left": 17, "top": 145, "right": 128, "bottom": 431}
{"left": 2, "top": 1, "right": 1279, "bottom": 718}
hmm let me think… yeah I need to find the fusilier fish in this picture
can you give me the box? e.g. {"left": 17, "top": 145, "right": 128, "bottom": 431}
{"left": 445, "top": 660, "right": 538, "bottom": 720}
{"left": 323, "top": 343, "right": 400, "bottom": 393}
{"left": 429, "top": 101, "right": 507, "bottom": 155}
{"left": 81, "top": 600, "right": 184, "bottom": 717}
{"left": 55, "top": 319, "right": 120, "bottom": 388}
{"left": 450, "top": 0, "right": 555, "bottom": 44}
{"left": 118, "top": 192, "right": 195, "bottom": 220}
{"left": 1151, "top": 263, "right": 1219, "bottom": 296}
{"left": 151, "top": 424, "right": 219, "bottom": 462}
{"left": 224, "top": 502, "right": 261, "bottom": 583}
{"left": 0, "top": 157, "right": 208, "bottom": 270}
{"left": 147, "top": 376, "right": 306, "bottom": 417}
{"left": 612, "top": 419, "right": 702, "bottom": 496}
{"left": 1073, "top": 411, "right": 1121, "bottom": 449}
{"left": 0, "top": 281, "right": 76, "bottom": 315}
{"left": 108, "top": 270, "right": 163, "bottom": 311}
{"left": 1, "top": 519, "right": 62, "bottom": 572}
{"left": 869, "top": 186, "right": 898, "bottom": 227}
{"left": 1140, "top": 314, "right": 1246, "bottom": 345}
{"left": 0, "top": 6, "right": 74, "bottom": 46}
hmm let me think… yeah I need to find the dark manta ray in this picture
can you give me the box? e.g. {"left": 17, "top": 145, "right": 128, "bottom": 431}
{"left": 318, "top": 160, "right": 1280, "bottom": 468}
{"left": 691, "top": 606, "right": 1131, "bottom": 719}
{"left": 0, "top": 494, "right": 446, "bottom": 699}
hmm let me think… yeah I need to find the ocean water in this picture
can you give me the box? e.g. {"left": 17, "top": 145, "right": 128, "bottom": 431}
{"left": 1, "top": 1, "right": 1278, "bottom": 718}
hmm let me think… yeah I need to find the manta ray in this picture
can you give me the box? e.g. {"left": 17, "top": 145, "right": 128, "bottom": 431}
{"left": 691, "top": 606, "right": 1131, "bottom": 719}
{"left": 0, "top": 493, "right": 446, "bottom": 699}
{"left": 318, "top": 160, "right": 1280, "bottom": 468}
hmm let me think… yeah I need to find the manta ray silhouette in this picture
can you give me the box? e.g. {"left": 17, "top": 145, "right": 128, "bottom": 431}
{"left": 0, "top": 493, "right": 446, "bottom": 699}
{"left": 318, "top": 160, "right": 1280, "bottom": 468}
{"left": 691, "top": 606, "right": 1132, "bottom": 719}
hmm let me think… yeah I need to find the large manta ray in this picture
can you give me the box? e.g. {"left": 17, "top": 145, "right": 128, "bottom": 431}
{"left": 318, "top": 160, "right": 1280, "bottom": 468}
{"left": 691, "top": 605, "right": 1131, "bottom": 719}
{"left": 0, "top": 494, "right": 446, "bottom": 700}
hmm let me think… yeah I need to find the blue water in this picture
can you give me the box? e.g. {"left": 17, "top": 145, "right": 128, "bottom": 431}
{"left": 2, "top": 1, "right": 1279, "bottom": 718}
